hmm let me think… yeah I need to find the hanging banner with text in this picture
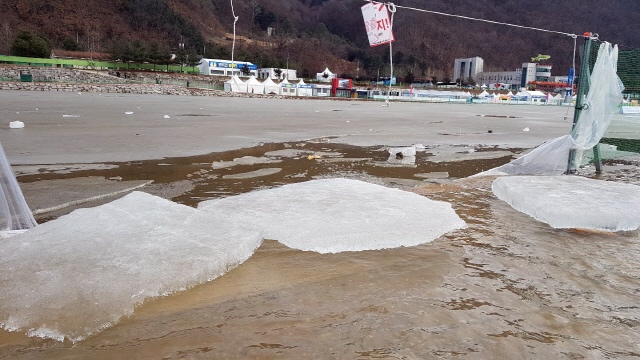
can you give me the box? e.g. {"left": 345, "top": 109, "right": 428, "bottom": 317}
{"left": 361, "top": 2, "right": 395, "bottom": 47}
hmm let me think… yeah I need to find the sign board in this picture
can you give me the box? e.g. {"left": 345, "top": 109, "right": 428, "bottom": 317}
{"left": 338, "top": 79, "right": 351, "bottom": 88}
{"left": 209, "top": 61, "right": 258, "bottom": 70}
{"left": 361, "top": 2, "right": 395, "bottom": 47}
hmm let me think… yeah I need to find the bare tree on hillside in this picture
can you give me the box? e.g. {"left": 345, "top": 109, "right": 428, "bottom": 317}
{"left": 0, "top": 20, "right": 12, "bottom": 54}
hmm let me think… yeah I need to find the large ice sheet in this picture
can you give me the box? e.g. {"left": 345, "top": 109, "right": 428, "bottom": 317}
{"left": 492, "top": 176, "right": 640, "bottom": 231}
{"left": 198, "top": 178, "right": 466, "bottom": 253}
{"left": 0, "top": 191, "right": 262, "bottom": 342}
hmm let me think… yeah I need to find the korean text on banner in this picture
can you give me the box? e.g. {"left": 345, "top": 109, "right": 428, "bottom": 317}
{"left": 361, "top": 2, "right": 395, "bottom": 47}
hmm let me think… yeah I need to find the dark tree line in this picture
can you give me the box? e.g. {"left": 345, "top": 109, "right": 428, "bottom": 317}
{"left": 123, "top": 0, "right": 204, "bottom": 52}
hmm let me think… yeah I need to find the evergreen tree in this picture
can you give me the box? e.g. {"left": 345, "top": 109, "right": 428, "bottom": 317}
{"left": 11, "top": 31, "right": 52, "bottom": 58}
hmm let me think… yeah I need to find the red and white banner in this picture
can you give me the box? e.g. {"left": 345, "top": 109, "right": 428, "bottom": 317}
{"left": 361, "top": 2, "right": 395, "bottom": 47}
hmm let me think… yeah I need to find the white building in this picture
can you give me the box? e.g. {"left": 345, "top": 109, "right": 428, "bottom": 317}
{"left": 257, "top": 68, "right": 298, "bottom": 81}
{"left": 198, "top": 58, "right": 258, "bottom": 77}
{"left": 316, "top": 68, "right": 337, "bottom": 82}
{"left": 476, "top": 62, "right": 554, "bottom": 90}
{"left": 453, "top": 57, "right": 484, "bottom": 83}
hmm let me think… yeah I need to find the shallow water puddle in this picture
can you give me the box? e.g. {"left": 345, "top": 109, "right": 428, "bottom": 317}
{"left": 17, "top": 141, "right": 516, "bottom": 218}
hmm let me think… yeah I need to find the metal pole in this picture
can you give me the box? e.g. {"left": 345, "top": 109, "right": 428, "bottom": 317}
{"left": 567, "top": 33, "right": 593, "bottom": 174}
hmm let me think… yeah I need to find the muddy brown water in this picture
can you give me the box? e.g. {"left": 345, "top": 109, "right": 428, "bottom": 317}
{"left": 1, "top": 142, "right": 639, "bottom": 359}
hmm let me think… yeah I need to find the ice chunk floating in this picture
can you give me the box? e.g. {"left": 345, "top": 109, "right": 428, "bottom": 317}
{"left": 492, "top": 176, "right": 640, "bottom": 231}
{"left": 0, "top": 192, "right": 262, "bottom": 342}
{"left": 199, "top": 178, "right": 466, "bottom": 253}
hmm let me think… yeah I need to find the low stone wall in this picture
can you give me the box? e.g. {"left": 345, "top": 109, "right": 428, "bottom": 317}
{"left": 0, "top": 81, "right": 280, "bottom": 98}
{"left": 119, "top": 70, "right": 225, "bottom": 86}
{"left": 0, "top": 65, "right": 126, "bottom": 84}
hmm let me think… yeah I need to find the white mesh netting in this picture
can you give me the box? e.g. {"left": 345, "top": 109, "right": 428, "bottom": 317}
{"left": 477, "top": 42, "right": 624, "bottom": 176}
{"left": 0, "top": 142, "right": 36, "bottom": 231}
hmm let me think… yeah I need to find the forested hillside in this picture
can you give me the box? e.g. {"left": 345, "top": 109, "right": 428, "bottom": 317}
{"left": 1, "top": 0, "right": 639, "bottom": 79}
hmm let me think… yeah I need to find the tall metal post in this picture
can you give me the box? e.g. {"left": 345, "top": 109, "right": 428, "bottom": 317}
{"left": 567, "top": 33, "right": 593, "bottom": 174}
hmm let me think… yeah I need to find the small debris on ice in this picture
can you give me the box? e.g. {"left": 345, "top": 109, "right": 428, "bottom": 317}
{"left": 63, "top": 115, "right": 79, "bottom": 118}
{"left": 9, "top": 121, "right": 25, "bottom": 129}
{"left": 125, "top": 112, "right": 134, "bottom": 115}
{"left": 388, "top": 146, "right": 417, "bottom": 157}
{"left": 163, "top": 115, "right": 170, "bottom": 119}
{"left": 523, "top": 127, "right": 530, "bottom": 132}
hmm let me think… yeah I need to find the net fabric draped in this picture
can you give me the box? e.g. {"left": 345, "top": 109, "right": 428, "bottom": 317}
{"left": 477, "top": 42, "right": 623, "bottom": 176}
{"left": 0, "top": 142, "right": 36, "bottom": 230}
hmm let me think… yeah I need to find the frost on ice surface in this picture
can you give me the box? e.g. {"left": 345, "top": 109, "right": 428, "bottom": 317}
{"left": 199, "top": 178, "right": 466, "bottom": 253}
{"left": 492, "top": 176, "right": 640, "bottom": 231}
{"left": 0, "top": 192, "right": 262, "bottom": 342}
{"left": 211, "top": 156, "right": 282, "bottom": 169}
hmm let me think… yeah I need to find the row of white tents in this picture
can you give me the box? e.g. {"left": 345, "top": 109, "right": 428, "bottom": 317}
{"left": 224, "top": 75, "right": 320, "bottom": 96}
{"left": 475, "top": 90, "right": 574, "bottom": 103}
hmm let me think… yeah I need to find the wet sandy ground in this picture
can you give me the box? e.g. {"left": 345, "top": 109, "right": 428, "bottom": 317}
{"left": 1, "top": 139, "right": 640, "bottom": 359}
{"left": 1, "top": 92, "right": 640, "bottom": 359}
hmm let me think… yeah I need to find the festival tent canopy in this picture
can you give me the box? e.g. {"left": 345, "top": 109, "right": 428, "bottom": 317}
{"left": 297, "top": 79, "right": 313, "bottom": 96}
{"left": 262, "top": 77, "right": 280, "bottom": 95}
{"left": 245, "top": 76, "right": 265, "bottom": 94}
{"left": 518, "top": 90, "right": 547, "bottom": 98}
{"left": 224, "top": 75, "right": 247, "bottom": 93}
{"left": 478, "top": 90, "right": 490, "bottom": 98}
{"left": 280, "top": 78, "right": 297, "bottom": 96}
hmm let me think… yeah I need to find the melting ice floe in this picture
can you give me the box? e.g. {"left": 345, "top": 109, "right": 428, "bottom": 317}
{"left": 492, "top": 176, "right": 640, "bottom": 231}
{"left": 199, "top": 178, "right": 467, "bottom": 253}
{"left": 0, "top": 191, "right": 262, "bottom": 343}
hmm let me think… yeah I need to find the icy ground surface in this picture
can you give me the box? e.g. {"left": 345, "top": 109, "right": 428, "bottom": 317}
{"left": 199, "top": 178, "right": 467, "bottom": 253}
{"left": 492, "top": 175, "right": 640, "bottom": 231}
{"left": 0, "top": 191, "right": 262, "bottom": 342}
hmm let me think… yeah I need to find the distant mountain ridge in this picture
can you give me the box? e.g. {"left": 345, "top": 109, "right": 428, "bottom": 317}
{"left": 1, "top": 0, "right": 638, "bottom": 79}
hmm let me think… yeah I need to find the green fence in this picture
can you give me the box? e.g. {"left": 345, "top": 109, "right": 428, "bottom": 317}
{"left": 0, "top": 55, "right": 199, "bottom": 74}
{"left": 618, "top": 49, "right": 640, "bottom": 99}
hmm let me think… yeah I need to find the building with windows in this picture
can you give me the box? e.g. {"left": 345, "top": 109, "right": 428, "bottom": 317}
{"left": 477, "top": 69, "right": 521, "bottom": 88}
{"left": 197, "top": 58, "right": 257, "bottom": 77}
{"left": 453, "top": 57, "right": 484, "bottom": 83}
{"left": 257, "top": 68, "right": 298, "bottom": 81}
{"left": 476, "top": 62, "right": 555, "bottom": 90}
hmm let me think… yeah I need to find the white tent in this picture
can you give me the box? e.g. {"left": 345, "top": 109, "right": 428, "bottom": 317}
{"left": 297, "top": 79, "right": 313, "bottom": 97}
{"left": 316, "top": 68, "right": 336, "bottom": 82}
{"left": 519, "top": 90, "right": 546, "bottom": 98}
{"left": 280, "top": 78, "right": 297, "bottom": 96}
{"left": 245, "top": 76, "right": 265, "bottom": 94}
{"left": 478, "top": 90, "right": 490, "bottom": 98}
{"left": 224, "top": 75, "right": 247, "bottom": 93}
{"left": 507, "top": 91, "right": 514, "bottom": 97}
{"left": 262, "top": 77, "right": 280, "bottom": 95}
